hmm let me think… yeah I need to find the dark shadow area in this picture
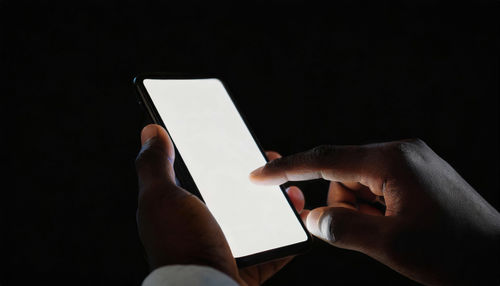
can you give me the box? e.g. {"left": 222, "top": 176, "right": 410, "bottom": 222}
{"left": 1, "top": 1, "right": 497, "bottom": 285}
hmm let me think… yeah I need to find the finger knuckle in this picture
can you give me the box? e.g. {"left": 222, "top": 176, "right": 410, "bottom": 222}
{"left": 391, "top": 139, "right": 418, "bottom": 156}
{"left": 389, "top": 138, "right": 432, "bottom": 166}
{"left": 405, "top": 138, "right": 427, "bottom": 148}
{"left": 266, "top": 156, "right": 285, "bottom": 169}
{"left": 410, "top": 137, "right": 425, "bottom": 145}
{"left": 310, "top": 144, "right": 336, "bottom": 160}
{"left": 401, "top": 137, "right": 427, "bottom": 149}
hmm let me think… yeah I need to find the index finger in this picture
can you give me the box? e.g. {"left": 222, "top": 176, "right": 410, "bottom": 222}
{"left": 249, "top": 145, "right": 385, "bottom": 195}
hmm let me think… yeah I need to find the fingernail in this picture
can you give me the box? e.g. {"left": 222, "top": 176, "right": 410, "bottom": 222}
{"left": 306, "top": 209, "right": 321, "bottom": 236}
{"left": 141, "top": 125, "right": 158, "bottom": 145}
{"left": 249, "top": 166, "right": 264, "bottom": 178}
{"left": 306, "top": 208, "right": 335, "bottom": 242}
{"left": 286, "top": 186, "right": 304, "bottom": 201}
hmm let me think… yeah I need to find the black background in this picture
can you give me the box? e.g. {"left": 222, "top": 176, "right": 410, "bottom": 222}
{"left": 1, "top": 1, "right": 498, "bottom": 285}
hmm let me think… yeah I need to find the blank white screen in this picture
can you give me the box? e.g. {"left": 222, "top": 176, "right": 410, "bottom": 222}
{"left": 143, "top": 78, "right": 307, "bottom": 258}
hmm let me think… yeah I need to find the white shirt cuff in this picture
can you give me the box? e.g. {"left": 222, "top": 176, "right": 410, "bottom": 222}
{"left": 142, "top": 264, "right": 239, "bottom": 286}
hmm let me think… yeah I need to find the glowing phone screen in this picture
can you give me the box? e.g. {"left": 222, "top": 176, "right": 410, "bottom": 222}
{"left": 143, "top": 78, "right": 307, "bottom": 258}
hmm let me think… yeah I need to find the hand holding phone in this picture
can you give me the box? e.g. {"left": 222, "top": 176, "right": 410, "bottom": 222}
{"left": 136, "top": 124, "right": 306, "bottom": 285}
{"left": 134, "top": 76, "right": 311, "bottom": 267}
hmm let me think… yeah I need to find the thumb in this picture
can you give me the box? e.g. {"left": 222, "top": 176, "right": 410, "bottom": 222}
{"left": 306, "top": 207, "right": 392, "bottom": 255}
{"left": 135, "top": 124, "right": 176, "bottom": 192}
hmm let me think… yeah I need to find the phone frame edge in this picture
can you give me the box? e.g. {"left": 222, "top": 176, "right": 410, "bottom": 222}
{"left": 133, "top": 73, "right": 312, "bottom": 268}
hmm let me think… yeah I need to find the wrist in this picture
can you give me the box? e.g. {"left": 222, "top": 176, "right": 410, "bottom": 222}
{"left": 143, "top": 265, "right": 243, "bottom": 286}
{"left": 148, "top": 255, "right": 243, "bottom": 285}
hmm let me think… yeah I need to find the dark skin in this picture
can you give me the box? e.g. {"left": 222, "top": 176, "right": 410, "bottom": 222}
{"left": 135, "top": 124, "right": 306, "bottom": 285}
{"left": 136, "top": 125, "right": 500, "bottom": 285}
{"left": 250, "top": 140, "right": 500, "bottom": 285}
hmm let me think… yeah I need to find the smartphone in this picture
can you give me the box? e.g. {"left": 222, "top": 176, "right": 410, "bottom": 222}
{"left": 133, "top": 74, "right": 311, "bottom": 267}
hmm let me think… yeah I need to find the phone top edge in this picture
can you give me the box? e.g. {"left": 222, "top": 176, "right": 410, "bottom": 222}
{"left": 133, "top": 72, "right": 222, "bottom": 81}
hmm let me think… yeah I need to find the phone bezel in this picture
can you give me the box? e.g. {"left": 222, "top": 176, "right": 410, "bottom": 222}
{"left": 133, "top": 73, "right": 312, "bottom": 268}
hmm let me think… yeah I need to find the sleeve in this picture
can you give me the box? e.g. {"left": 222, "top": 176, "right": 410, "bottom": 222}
{"left": 142, "top": 265, "right": 239, "bottom": 286}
